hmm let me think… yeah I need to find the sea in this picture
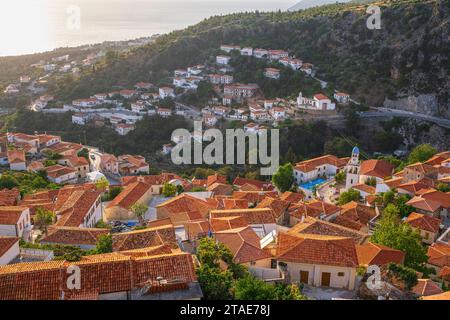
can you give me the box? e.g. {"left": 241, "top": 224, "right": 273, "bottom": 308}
{"left": 0, "top": 0, "right": 294, "bottom": 57}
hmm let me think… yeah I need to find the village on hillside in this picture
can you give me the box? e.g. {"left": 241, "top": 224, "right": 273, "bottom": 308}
{"left": 0, "top": 127, "right": 449, "bottom": 300}
{"left": 11, "top": 43, "right": 353, "bottom": 139}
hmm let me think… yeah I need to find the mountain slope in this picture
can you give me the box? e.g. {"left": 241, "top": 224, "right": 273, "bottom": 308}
{"left": 289, "top": 0, "right": 351, "bottom": 11}
{"left": 53, "top": 0, "right": 449, "bottom": 118}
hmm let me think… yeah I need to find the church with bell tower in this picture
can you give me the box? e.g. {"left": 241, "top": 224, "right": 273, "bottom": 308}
{"left": 345, "top": 146, "right": 361, "bottom": 190}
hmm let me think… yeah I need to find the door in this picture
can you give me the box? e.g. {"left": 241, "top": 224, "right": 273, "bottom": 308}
{"left": 321, "top": 272, "right": 331, "bottom": 287}
{"left": 300, "top": 271, "right": 309, "bottom": 284}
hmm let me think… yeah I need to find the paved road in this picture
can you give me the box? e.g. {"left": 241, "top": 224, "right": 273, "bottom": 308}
{"left": 310, "top": 108, "right": 450, "bottom": 129}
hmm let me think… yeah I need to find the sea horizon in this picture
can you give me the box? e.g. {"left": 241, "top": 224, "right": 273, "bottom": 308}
{"left": 0, "top": 0, "right": 295, "bottom": 57}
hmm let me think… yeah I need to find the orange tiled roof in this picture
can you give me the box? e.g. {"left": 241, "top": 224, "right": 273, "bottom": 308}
{"left": 421, "top": 291, "right": 450, "bottom": 300}
{"left": 256, "top": 197, "right": 290, "bottom": 219}
{"left": 207, "top": 182, "right": 233, "bottom": 196}
{"left": 210, "top": 216, "right": 248, "bottom": 232}
{"left": 107, "top": 182, "right": 151, "bottom": 210}
{"left": 215, "top": 226, "right": 272, "bottom": 264}
{"left": 185, "top": 220, "right": 211, "bottom": 241}
{"left": 360, "top": 159, "right": 394, "bottom": 179}
{"left": 334, "top": 201, "right": 377, "bottom": 231}
{"left": 156, "top": 193, "right": 211, "bottom": 224}
{"left": 0, "top": 250, "right": 197, "bottom": 300}
{"left": 405, "top": 212, "right": 441, "bottom": 233}
{"left": 294, "top": 155, "right": 347, "bottom": 173}
{"left": 405, "top": 162, "right": 438, "bottom": 174}
{"left": 210, "top": 208, "right": 277, "bottom": 225}
{"left": 280, "top": 191, "right": 304, "bottom": 203}
{"left": 353, "top": 184, "right": 376, "bottom": 195}
{"left": 233, "top": 177, "right": 274, "bottom": 191}
{"left": 7, "top": 149, "right": 25, "bottom": 164}
{"left": 288, "top": 216, "right": 369, "bottom": 244}
{"left": 276, "top": 232, "right": 358, "bottom": 268}
{"left": 427, "top": 243, "right": 450, "bottom": 268}
{"left": 0, "top": 206, "right": 28, "bottom": 225}
{"left": 411, "top": 279, "right": 443, "bottom": 296}
{"left": 397, "top": 181, "right": 430, "bottom": 195}
{"left": 0, "top": 188, "right": 20, "bottom": 206}
{"left": 0, "top": 236, "right": 19, "bottom": 257}
{"left": 41, "top": 227, "right": 109, "bottom": 246}
{"left": 112, "top": 225, "right": 177, "bottom": 251}
{"left": 206, "top": 174, "right": 227, "bottom": 187}
{"left": 355, "top": 242, "right": 405, "bottom": 266}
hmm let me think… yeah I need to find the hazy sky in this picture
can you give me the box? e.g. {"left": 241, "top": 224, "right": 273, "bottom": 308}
{"left": 0, "top": 0, "right": 296, "bottom": 56}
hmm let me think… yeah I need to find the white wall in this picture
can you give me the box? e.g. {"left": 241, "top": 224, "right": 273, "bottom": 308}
{"left": 0, "top": 240, "right": 19, "bottom": 265}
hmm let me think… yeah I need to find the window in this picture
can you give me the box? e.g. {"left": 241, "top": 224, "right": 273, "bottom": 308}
{"left": 338, "top": 272, "right": 345, "bottom": 277}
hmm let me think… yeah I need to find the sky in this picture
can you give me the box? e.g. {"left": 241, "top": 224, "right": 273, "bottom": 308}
{"left": 0, "top": 0, "right": 296, "bottom": 56}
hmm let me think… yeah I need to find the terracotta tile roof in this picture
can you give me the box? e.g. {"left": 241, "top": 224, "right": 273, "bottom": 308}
{"left": 147, "top": 217, "right": 173, "bottom": 229}
{"left": 0, "top": 236, "right": 19, "bottom": 257}
{"left": 355, "top": 242, "right": 405, "bottom": 266}
{"left": 185, "top": 220, "right": 211, "bottom": 240}
{"left": 280, "top": 191, "right": 304, "bottom": 203}
{"left": 112, "top": 225, "right": 177, "bottom": 251}
{"left": 191, "top": 178, "right": 207, "bottom": 188}
{"left": 419, "top": 189, "right": 450, "bottom": 208}
{"left": 302, "top": 200, "right": 340, "bottom": 219}
{"left": 0, "top": 206, "right": 28, "bottom": 225}
{"left": 210, "top": 208, "right": 277, "bottom": 225}
{"left": 276, "top": 232, "right": 358, "bottom": 268}
{"left": 41, "top": 227, "right": 109, "bottom": 246}
{"left": 156, "top": 193, "right": 211, "bottom": 224}
{"left": 120, "top": 244, "right": 174, "bottom": 258}
{"left": 0, "top": 248, "right": 198, "bottom": 300}
{"left": 397, "top": 181, "right": 430, "bottom": 195}
{"left": 427, "top": 243, "right": 450, "bottom": 268}
{"left": 425, "top": 154, "right": 450, "bottom": 166}
{"left": 439, "top": 266, "right": 450, "bottom": 279}
{"left": 54, "top": 188, "right": 102, "bottom": 227}
{"left": 207, "top": 182, "right": 233, "bottom": 196}
{"left": 45, "top": 164, "right": 77, "bottom": 179}
{"left": 384, "top": 176, "right": 404, "bottom": 189}
{"left": 360, "top": 159, "right": 394, "bottom": 179}
{"left": 294, "top": 155, "right": 347, "bottom": 173}
{"left": 405, "top": 212, "right": 441, "bottom": 233}
{"left": 219, "top": 198, "right": 249, "bottom": 210}
{"left": 233, "top": 177, "right": 274, "bottom": 191}
{"left": 0, "top": 260, "right": 66, "bottom": 300}
{"left": 107, "top": 181, "right": 151, "bottom": 210}
{"left": 7, "top": 149, "right": 25, "bottom": 164}
{"left": 0, "top": 188, "right": 20, "bottom": 206}
{"left": 406, "top": 196, "right": 442, "bottom": 213}
{"left": 256, "top": 197, "right": 290, "bottom": 219}
{"left": 215, "top": 226, "right": 272, "bottom": 264}
{"left": 353, "top": 184, "right": 376, "bottom": 195}
{"left": 207, "top": 174, "right": 227, "bottom": 187}
{"left": 411, "top": 279, "right": 443, "bottom": 296}
{"left": 210, "top": 216, "right": 248, "bottom": 232}
{"left": 405, "top": 162, "right": 438, "bottom": 174}
{"left": 421, "top": 291, "right": 450, "bottom": 300}
{"left": 288, "top": 216, "right": 369, "bottom": 244}
{"left": 232, "top": 190, "right": 278, "bottom": 204}
{"left": 121, "top": 173, "right": 183, "bottom": 187}
{"left": 334, "top": 201, "right": 377, "bottom": 231}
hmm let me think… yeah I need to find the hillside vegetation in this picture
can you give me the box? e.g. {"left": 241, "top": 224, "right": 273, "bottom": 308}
{"left": 46, "top": 0, "right": 449, "bottom": 116}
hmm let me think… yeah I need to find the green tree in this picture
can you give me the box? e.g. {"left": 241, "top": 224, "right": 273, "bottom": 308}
{"left": 108, "top": 186, "right": 123, "bottom": 200}
{"left": 77, "top": 148, "right": 90, "bottom": 160}
{"left": 283, "top": 147, "right": 297, "bottom": 164}
{"left": 272, "top": 163, "right": 294, "bottom": 192}
{"left": 95, "top": 234, "right": 113, "bottom": 253}
{"left": 34, "top": 208, "right": 55, "bottom": 235}
{"left": 95, "top": 177, "right": 110, "bottom": 190}
{"left": 0, "top": 174, "right": 19, "bottom": 189}
{"left": 437, "top": 183, "right": 450, "bottom": 193}
{"left": 371, "top": 204, "right": 428, "bottom": 269}
{"left": 130, "top": 202, "right": 149, "bottom": 225}
{"left": 335, "top": 171, "right": 346, "bottom": 184}
{"left": 235, "top": 276, "right": 307, "bottom": 300}
{"left": 338, "top": 189, "right": 360, "bottom": 205}
{"left": 365, "top": 177, "right": 377, "bottom": 187}
{"left": 162, "top": 182, "right": 177, "bottom": 197}
{"left": 197, "top": 265, "right": 234, "bottom": 300}
{"left": 408, "top": 144, "right": 437, "bottom": 163}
